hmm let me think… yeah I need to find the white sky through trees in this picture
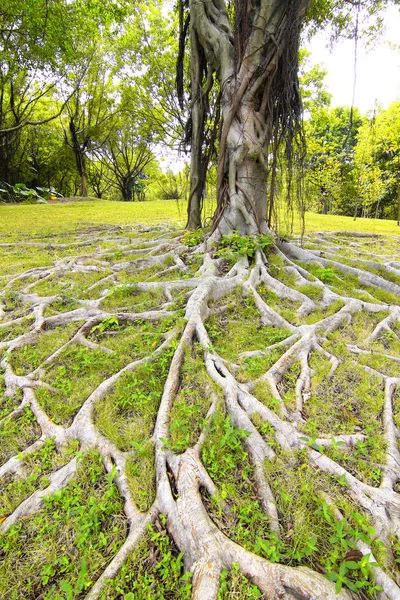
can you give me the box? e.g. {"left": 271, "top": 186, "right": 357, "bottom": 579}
{"left": 308, "top": 4, "right": 400, "bottom": 114}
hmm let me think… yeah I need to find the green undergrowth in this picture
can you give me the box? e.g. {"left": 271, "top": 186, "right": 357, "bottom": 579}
{"left": 43, "top": 294, "right": 80, "bottom": 316}
{"left": 10, "top": 323, "right": 78, "bottom": 375}
{"left": 94, "top": 344, "right": 176, "bottom": 511}
{"left": 0, "top": 379, "right": 20, "bottom": 420}
{"left": 0, "top": 450, "right": 126, "bottom": 600}
{"left": 218, "top": 564, "right": 262, "bottom": 599}
{"left": 302, "top": 299, "right": 346, "bottom": 325}
{"left": 99, "top": 514, "right": 192, "bottom": 599}
{"left": 263, "top": 448, "right": 385, "bottom": 597}
{"left": 257, "top": 284, "right": 302, "bottom": 325}
{"left": 0, "top": 317, "right": 34, "bottom": 343}
{"left": 0, "top": 438, "right": 79, "bottom": 518}
{"left": 101, "top": 284, "right": 165, "bottom": 312}
{"left": 87, "top": 315, "right": 174, "bottom": 353}
{"left": 251, "top": 380, "right": 283, "bottom": 412}
{"left": 168, "top": 343, "right": 217, "bottom": 453}
{"left": 0, "top": 406, "right": 41, "bottom": 464}
{"left": 278, "top": 361, "right": 301, "bottom": 411}
{"left": 201, "top": 408, "right": 272, "bottom": 553}
{"left": 29, "top": 270, "right": 113, "bottom": 299}
{"left": 36, "top": 318, "right": 174, "bottom": 427}
{"left": 0, "top": 248, "right": 54, "bottom": 277}
{"left": 303, "top": 357, "right": 384, "bottom": 437}
{"left": 206, "top": 290, "right": 291, "bottom": 361}
{"left": 38, "top": 346, "right": 128, "bottom": 426}
{"left": 330, "top": 310, "right": 388, "bottom": 350}
{"left": 237, "top": 345, "right": 287, "bottom": 383}
{"left": 0, "top": 290, "right": 30, "bottom": 319}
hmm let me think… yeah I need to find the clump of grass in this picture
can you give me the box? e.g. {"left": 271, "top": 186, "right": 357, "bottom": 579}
{"left": 101, "top": 284, "right": 165, "bottom": 312}
{"left": 277, "top": 362, "right": 301, "bottom": 411}
{"left": 0, "top": 371, "right": 21, "bottom": 419}
{"left": 31, "top": 270, "right": 113, "bottom": 299}
{"left": 296, "top": 283, "right": 323, "bottom": 302}
{"left": 0, "top": 317, "right": 34, "bottom": 343}
{"left": 99, "top": 514, "right": 192, "bottom": 599}
{"left": 206, "top": 290, "right": 291, "bottom": 361}
{"left": 0, "top": 450, "right": 126, "bottom": 599}
{"left": 257, "top": 285, "right": 301, "bottom": 325}
{"left": 303, "top": 299, "right": 345, "bottom": 325}
{"left": 43, "top": 294, "right": 80, "bottom": 316}
{"left": 94, "top": 346, "right": 175, "bottom": 511}
{"left": 325, "top": 310, "right": 387, "bottom": 350}
{"left": 237, "top": 345, "right": 286, "bottom": 383}
{"left": 0, "top": 406, "right": 41, "bottom": 464}
{"left": 168, "top": 344, "right": 217, "bottom": 453}
{"left": 0, "top": 438, "right": 79, "bottom": 518}
{"left": 252, "top": 380, "right": 282, "bottom": 412}
{"left": 201, "top": 408, "right": 272, "bottom": 553}
{"left": 263, "top": 448, "right": 382, "bottom": 597}
{"left": 10, "top": 323, "right": 78, "bottom": 375}
{"left": 304, "top": 359, "right": 384, "bottom": 436}
{"left": 39, "top": 345, "right": 127, "bottom": 425}
{"left": 323, "top": 429, "right": 385, "bottom": 487}
{"left": 218, "top": 563, "right": 262, "bottom": 599}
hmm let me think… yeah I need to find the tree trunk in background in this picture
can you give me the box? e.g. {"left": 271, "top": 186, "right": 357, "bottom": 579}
{"left": 69, "top": 119, "right": 87, "bottom": 197}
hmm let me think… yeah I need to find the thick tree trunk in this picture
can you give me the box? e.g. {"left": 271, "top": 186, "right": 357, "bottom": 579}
{"left": 189, "top": 0, "right": 310, "bottom": 237}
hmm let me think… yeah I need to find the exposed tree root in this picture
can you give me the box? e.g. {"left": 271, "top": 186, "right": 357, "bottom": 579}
{"left": 1, "top": 226, "right": 400, "bottom": 599}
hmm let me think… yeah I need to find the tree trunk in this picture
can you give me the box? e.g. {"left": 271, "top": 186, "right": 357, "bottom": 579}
{"left": 69, "top": 118, "right": 87, "bottom": 197}
{"left": 189, "top": 0, "right": 310, "bottom": 237}
{"left": 187, "top": 27, "right": 207, "bottom": 230}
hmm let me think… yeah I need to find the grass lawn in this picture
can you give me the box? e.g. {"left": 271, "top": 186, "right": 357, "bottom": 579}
{"left": 1, "top": 199, "right": 400, "bottom": 238}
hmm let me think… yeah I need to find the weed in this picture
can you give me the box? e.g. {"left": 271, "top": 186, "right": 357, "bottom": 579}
{"left": 0, "top": 406, "right": 40, "bottom": 464}
{"left": 0, "top": 450, "right": 126, "bottom": 600}
{"left": 218, "top": 563, "right": 262, "bottom": 598}
{"left": 99, "top": 514, "right": 192, "bottom": 599}
{"left": 214, "top": 231, "right": 272, "bottom": 261}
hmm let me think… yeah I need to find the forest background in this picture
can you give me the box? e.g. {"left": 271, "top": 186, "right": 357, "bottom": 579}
{"left": 1, "top": 0, "right": 400, "bottom": 227}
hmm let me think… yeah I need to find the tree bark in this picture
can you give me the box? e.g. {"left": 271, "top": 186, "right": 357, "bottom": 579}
{"left": 69, "top": 118, "right": 88, "bottom": 197}
{"left": 187, "top": 27, "right": 207, "bottom": 229}
{"left": 189, "top": 0, "right": 310, "bottom": 236}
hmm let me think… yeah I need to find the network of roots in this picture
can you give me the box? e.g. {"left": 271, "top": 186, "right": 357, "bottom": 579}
{"left": 1, "top": 225, "right": 400, "bottom": 600}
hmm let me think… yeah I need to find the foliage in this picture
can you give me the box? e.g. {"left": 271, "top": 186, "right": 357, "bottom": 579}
{"left": 214, "top": 231, "right": 272, "bottom": 261}
{"left": 355, "top": 101, "right": 400, "bottom": 220}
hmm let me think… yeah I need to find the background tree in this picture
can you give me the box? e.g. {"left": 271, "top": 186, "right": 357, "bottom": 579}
{"left": 305, "top": 106, "right": 364, "bottom": 216}
{"left": 355, "top": 101, "right": 400, "bottom": 222}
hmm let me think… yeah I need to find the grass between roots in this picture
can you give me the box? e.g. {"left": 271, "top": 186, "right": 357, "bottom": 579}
{"left": 0, "top": 450, "right": 127, "bottom": 600}
{"left": 94, "top": 343, "right": 176, "bottom": 512}
{"left": 2, "top": 216, "right": 400, "bottom": 597}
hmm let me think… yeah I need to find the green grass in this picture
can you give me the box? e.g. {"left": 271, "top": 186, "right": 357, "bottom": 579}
{"left": 3, "top": 200, "right": 400, "bottom": 239}
{"left": 0, "top": 405, "right": 41, "bottom": 464}
{"left": 0, "top": 450, "right": 127, "bottom": 600}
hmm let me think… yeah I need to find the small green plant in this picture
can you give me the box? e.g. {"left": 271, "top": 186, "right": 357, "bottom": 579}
{"left": 214, "top": 231, "right": 272, "bottom": 260}
{"left": 90, "top": 315, "right": 120, "bottom": 335}
{"left": 183, "top": 228, "right": 206, "bottom": 247}
{"left": 315, "top": 266, "right": 335, "bottom": 283}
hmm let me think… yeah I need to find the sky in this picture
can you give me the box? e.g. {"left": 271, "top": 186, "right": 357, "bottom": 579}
{"left": 307, "top": 5, "right": 400, "bottom": 115}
